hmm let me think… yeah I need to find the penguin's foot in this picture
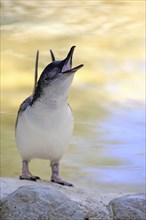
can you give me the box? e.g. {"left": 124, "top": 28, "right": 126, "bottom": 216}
{"left": 50, "top": 162, "right": 73, "bottom": 187}
{"left": 51, "top": 177, "right": 73, "bottom": 187}
{"left": 20, "top": 173, "right": 40, "bottom": 181}
{"left": 20, "top": 160, "right": 40, "bottom": 181}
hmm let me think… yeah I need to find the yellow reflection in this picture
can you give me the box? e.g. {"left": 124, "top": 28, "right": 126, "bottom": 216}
{"left": 1, "top": 0, "right": 145, "bottom": 191}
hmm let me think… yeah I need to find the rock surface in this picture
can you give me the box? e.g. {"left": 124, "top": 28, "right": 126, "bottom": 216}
{"left": 0, "top": 177, "right": 145, "bottom": 220}
{"left": 0, "top": 185, "right": 83, "bottom": 220}
{"left": 109, "top": 194, "right": 146, "bottom": 220}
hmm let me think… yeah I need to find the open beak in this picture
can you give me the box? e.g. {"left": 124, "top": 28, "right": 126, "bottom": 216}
{"left": 61, "top": 46, "right": 84, "bottom": 74}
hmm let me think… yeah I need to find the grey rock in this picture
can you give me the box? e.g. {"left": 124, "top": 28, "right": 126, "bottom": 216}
{"left": 0, "top": 178, "right": 145, "bottom": 220}
{"left": 0, "top": 177, "right": 113, "bottom": 219}
{"left": 108, "top": 194, "right": 146, "bottom": 220}
{"left": 0, "top": 185, "right": 84, "bottom": 220}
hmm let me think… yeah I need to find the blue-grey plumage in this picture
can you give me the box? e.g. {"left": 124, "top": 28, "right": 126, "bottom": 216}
{"left": 15, "top": 46, "right": 84, "bottom": 186}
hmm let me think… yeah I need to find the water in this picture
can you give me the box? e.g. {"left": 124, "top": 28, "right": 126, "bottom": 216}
{"left": 1, "top": 0, "right": 145, "bottom": 192}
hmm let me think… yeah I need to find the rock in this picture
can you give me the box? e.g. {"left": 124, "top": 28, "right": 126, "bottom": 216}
{"left": 108, "top": 194, "right": 146, "bottom": 220}
{"left": 0, "top": 178, "right": 145, "bottom": 220}
{"left": 0, "top": 178, "right": 112, "bottom": 219}
{"left": 0, "top": 185, "right": 84, "bottom": 220}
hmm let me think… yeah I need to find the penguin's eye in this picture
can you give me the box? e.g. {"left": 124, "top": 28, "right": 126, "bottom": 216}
{"left": 43, "top": 74, "right": 57, "bottom": 83}
{"left": 44, "top": 77, "right": 49, "bottom": 82}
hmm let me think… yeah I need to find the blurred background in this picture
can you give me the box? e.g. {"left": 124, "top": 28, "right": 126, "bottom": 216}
{"left": 1, "top": 0, "right": 145, "bottom": 192}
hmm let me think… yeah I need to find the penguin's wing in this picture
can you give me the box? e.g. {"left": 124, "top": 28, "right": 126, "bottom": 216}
{"left": 32, "top": 50, "right": 39, "bottom": 96}
{"left": 15, "top": 96, "right": 33, "bottom": 128}
{"left": 50, "top": 49, "right": 55, "bottom": 61}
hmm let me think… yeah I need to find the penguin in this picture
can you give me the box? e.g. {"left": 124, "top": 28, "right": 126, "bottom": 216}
{"left": 15, "top": 46, "right": 84, "bottom": 186}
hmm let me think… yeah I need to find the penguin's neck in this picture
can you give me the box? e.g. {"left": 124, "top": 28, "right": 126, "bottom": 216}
{"left": 32, "top": 89, "right": 68, "bottom": 111}
{"left": 32, "top": 74, "right": 74, "bottom": 111}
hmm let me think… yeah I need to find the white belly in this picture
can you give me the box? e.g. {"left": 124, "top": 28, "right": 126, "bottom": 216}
{"left": 15, "top": 104, "right": 74, "bottom": 162}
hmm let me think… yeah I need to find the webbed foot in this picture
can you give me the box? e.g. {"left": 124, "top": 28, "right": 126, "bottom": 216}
{"left": 51, "top": 161, "right": 73, "bottom": 187}
{"left": 51, "top": 177, "right": 73, "bottom": 187}
{"left": 20, "top": 174, "right": 40, "bottom": 181}
{"left": 20, "top": 160, "right": 40, "bottom": 181}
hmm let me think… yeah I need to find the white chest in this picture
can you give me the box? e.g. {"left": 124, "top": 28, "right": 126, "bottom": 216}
{"left": 16, "top": 102, "right": 74, "bottom": 161}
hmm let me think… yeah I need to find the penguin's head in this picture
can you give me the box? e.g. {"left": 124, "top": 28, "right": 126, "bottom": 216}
{"left": 34, "top": 46, "right": 83, "bottom": 100}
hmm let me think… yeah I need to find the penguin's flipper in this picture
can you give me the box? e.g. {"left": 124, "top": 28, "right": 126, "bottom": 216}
{"left": 50, "top": 49, "right": 55, "bottom": 62}
{"left": 32, "top": 49, "right": 39, "bottom": 96}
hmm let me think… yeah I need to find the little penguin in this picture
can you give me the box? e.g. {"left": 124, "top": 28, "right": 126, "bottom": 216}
{"left": 15, "top": 46, "right": 84, "bottom": 186}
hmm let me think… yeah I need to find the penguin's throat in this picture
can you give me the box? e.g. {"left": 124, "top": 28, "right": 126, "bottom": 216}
{"left": 44, "top": 97, "right": 67, "bottom": 109}
{"left": 34, "top": 92, "right": 68, "bottom": 110}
